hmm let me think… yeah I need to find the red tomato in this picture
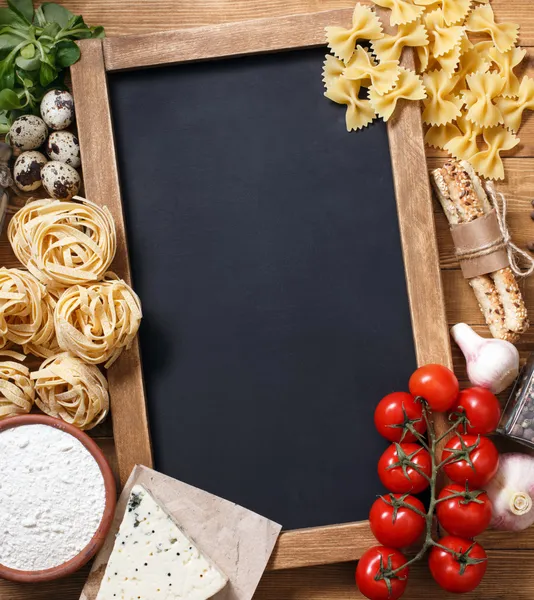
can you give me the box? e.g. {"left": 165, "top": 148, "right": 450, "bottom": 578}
{"left": 409, "top": 364, "right": 459, "bottom": 412}
{"left": 369, "top": 494, "right": 426, "bottom": 548}
{"left": 428, "top": 536, "right": 487, "bottom": 593}
{"left": 356, "top": 546, "right": 409, "bottom": 600}
{"left": 378, "top": 443, "right": 431, "bottom": 494}
{"left": 452, "top": 387, "right": 501, "bottom": 435}
{"left": 442, "top": 434, "right": 499, "bottom": 488}
{"left": 374, "top": 392, "right": 427, "bottom": 443}
{"left": 436, "top": 484, "right": 492, "bottom": 538}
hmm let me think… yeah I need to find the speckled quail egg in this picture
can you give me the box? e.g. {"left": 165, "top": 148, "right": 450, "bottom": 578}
{"left": 13, "top": 151, "right": 47, "bottom": 191}
{"left": 46, "top": 131, "right": 81, "bottom": 168}
{"left": 40, "top": 89, "right": 75, "bottom": 131}
{"left": 8, "top": 115, "right": 48, "bottom": 151}
{"left": 41, "top": 161, "right": 80, "bottom": 200}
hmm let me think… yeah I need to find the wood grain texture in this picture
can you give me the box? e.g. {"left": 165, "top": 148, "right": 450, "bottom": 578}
{"left": 70, "top": 39, "right": 154, "bottom": 486}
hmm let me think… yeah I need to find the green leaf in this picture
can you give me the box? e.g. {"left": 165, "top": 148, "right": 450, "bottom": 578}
{"left": 0, "top": 88, "right": 22, "bottom": 110}
{"left": 0, "top": 110, "right": 11, "bottom": 133}
{"left": 15, "top": 54, "right": 40, "bottom": 70}
{"left": 0, "top": 7, "right": 27, "bottom": 27}
{"left": 0, "top": 31, "right": 26, "bottom": 51}
{"left": 55, "top": 39, "right": 80, "bottom": 67}
{"left": 7, "top": 0, "right": 34, "bottom": 25}
{"left": 40, "top": 21, "right": 61, "bottom": 38}
{"left": 20, "top": 42, "right": 34, "bottom": 58}
{"left": 41, "top": 3, "right": 73, "bottom": 28}
{"left": 90, "top": 25, "right": 105, "bottom": 38}
{"left": 39, "top": 60, "right": 57, "bottom": 86}
{"left": 0, "top": 55, "right": 16, "bottom": 89}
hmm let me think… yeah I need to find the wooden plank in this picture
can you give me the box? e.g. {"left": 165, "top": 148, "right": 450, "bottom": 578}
{"left": 102, "top": 9, "right": 351, "bottom": 71}
{"left": 38, "top": 0, "right": 534, "bottom": 46}
{"left": 70, "top": 39, "right": 154, "bottom": 486}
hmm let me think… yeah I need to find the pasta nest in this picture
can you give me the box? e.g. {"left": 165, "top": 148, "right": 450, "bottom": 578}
{"left": 54, "top": 274, "right": 142, "bottom": 368}
{"left": 31, "top": 352, "right": 109, "bottom": 430}
{"left": 0, "top": 268, "right": 54, "bottom": 350}
{"left": 8, "top": 196, "right": 117, "bottom": 291}
{"left": 0, "top": 361, "right": 34, "bottom": 419}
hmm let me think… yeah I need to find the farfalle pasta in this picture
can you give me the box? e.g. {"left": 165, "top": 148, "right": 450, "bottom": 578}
{"left": 465, "top": 4, "right": 519, "bottom": 53}
{"left": 325, "top": 76, "right": 376, "bottom": 130}
{"left": 322, "top": 55, "right": 346, "bottom": 91}
{"left": 369, "top": 67, "right": 426, "bottom": 121}
{"left": 371, "top": 0, "right": 423, "bottom": 26}
{"left": 0, "top": 361, "right": 34, "bottom": 419}
{"left": 31, "top": 352, "right": 109, "bottom": 430}
{"left": 371, "top": 20, "right": 428, "bottom": 63}
{"left": 54, "top": 273, "right": 142, "bottom": 368}
{"left": 496, "top": 76, "right": 534, "bottom": 132}
{"left": 463, "top": 72, "right": 505, "bottom": 128}
{"left": 424, "top": 9, "right": 464, "bottom": 57}
{"left": 344, "top": 46, "right": 400, "bottom": 94}
{"left": 424, "top": 122, "right": 460, "bottom": 150}
{"left": 326, "top": 3, "right": 383, "bottom": 63}
{"left": 444, "top": 114, "right": 482, "bottom": 161}
{"left": 470, "top": 126, "right": 519, "bottom": 180}
{"left": 489, "top": 46, "right": 526, "bottom": 97}
{"left": 453, "top": 44, "right": 490, "bottom": 93}
{"left": 422, "top": 70, "right": 462, "bottom": 125}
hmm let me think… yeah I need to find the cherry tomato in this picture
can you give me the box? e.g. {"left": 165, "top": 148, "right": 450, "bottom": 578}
{"left": 369, "top": 494, "right": 426, "bottom": 548}
{"left": 378, "top": 443, "right": 431, "bottom": 494}
{"left": 442, "top": 434, "right": 499, "bottom": 488}
{"left": 436, "top": 484, "right": 492, "bottom": 538}
{"left": 451, "top": 387, "right": 501, "bottom": 435}
{"left": 428, "top": 536, "right": 487, "bottom": 593}
{"left": 409, "top": 364, "right": 459, "bottom": 412}
{"left": 356, "top": 546, "right": 409, "bottom": 600}
{"left": 374, "top": 392, "right": 427, "bottom": 443}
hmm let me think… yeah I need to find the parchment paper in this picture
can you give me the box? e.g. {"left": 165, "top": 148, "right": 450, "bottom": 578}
{"left": 451, "top": 210, "right": 510, "bottom": 278}
{"left": 80, "top": 465, "right": 282, "bottom": 600}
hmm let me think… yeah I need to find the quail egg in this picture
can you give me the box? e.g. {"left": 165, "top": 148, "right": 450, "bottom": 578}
{"left": 41, "top": 161, "right": 80, "bottom": 200}
{"left": 46, "top": 131, "right": 81, "bottom": 168}
{"left": 8, "top": 116, "right": 48, "bottom": 151}
{"left": 13, "top": 151, "right": 47, "bottom": 191}
{"left": 40, "top": 89, "right": 75, "bottom": 130}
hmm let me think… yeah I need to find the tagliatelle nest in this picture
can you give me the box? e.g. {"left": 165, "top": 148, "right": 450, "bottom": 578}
{"left": 54, "top": 273, "right": 142, "bottom": 368}
{"left": 31, "top": 352, "right": 109, "bottom": 430}
{"left": 0, "top": 268, "right": 51, "bottom": 350}
{"left": 23, "top": 292, "right": 60, "bottom": 359}
{"left": 8, "top": 196, "right": 117, "bottom": 292}
{"left": 0, "top": 361, "right": 34, "bottom": 419}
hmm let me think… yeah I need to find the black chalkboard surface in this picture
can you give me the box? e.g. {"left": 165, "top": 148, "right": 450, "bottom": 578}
{"left": 107, "top": 47, "right": 417, "bottom": 530}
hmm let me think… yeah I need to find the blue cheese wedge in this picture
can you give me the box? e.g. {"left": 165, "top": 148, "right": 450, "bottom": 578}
{"left": 96, "top": 485, "right": 228, "bottom": 600}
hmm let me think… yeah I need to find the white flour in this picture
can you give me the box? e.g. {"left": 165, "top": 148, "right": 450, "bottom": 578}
{"left": 0, "top": 424, "right": 106, "bottom": 571}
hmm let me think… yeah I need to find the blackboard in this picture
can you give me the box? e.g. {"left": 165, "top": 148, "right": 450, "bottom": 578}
{"left": 71, "top": 9, "right": 451, "bottom": 567}
{"left": 107, "top": 48, "right": 416, "bottom": 530}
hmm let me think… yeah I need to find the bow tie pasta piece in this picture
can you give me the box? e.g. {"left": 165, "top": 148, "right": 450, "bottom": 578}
{"left": 371, "top": 0, "right": 423, "bottom": 26}
{"left": 443, "top": 114, "right": 482, "bottom": 161}
{"left": 0, "top": 362, "right": 34, "bottom": 419}
{"left": 413, "top": 0, "right": 470, "bottom": 24}
{"left": 431, "top": 40, "right": 462, "bottom": 75}
{"left": 326, "top": 4, "right": 384, "bottom": 63}
{"left": 31, "top": 352, "right": 109, "bottom": 430}
{"left": 325, "top": 76, "right": 376, "bottom": 131}
{"left": 344, "top": 46, "right": 400, "bottom": 95}
{"left": 470, "top": 126, "right": 519, "bottom": 180}
{"left": 323, "top": 55, "right": 346, "bottom": 91}
{"left": 496, "top": 76, "right": 534, "bottom": 132}
{"left": 0, "top": 268, "right": 50, "bottom": 349}
{"left": 452, "top": 45, "right": 491, "bottom": 94}
{"left": 424, "top": 9, "right": 464, "bottom": 58}
{"left": 55, "top": 274, "right": 142, "bottom": 368}
{"left": 415, "top": 44, "right": 430, "bottom": 73}
{"left": 422, "top": 70, "right": 463, "bottom": 126}
{"left": 465, "top": 4, "right": 519, "bottom": 53}
{"left": 369, "top": 67, "right": 426, "bottom": 121}
{"left": 371, "top": 20, "right": 428, "bottom": 63}
{"left": 489, "top": 46, "right": 527, "bottom": 98}
{"left": 463, "top": 72, "right": 505, "bottom": 128}
{"left": 424, "top": 122, "right": 461, "bottom": 150}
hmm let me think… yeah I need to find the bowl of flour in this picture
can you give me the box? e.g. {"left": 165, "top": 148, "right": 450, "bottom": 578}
{"left": 0, "top": 414, "right": 116, "bottom": 582}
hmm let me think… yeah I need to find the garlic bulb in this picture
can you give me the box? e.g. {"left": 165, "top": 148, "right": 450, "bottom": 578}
{"left": 485, "top": 453, "right": 534, "bottom": 531}
{"left": 451, "top": 323, "right": 519, "bottom": 394}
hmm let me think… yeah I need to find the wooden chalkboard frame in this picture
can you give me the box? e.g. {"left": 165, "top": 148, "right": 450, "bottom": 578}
{"left": 70, "top": 8, "right": 453, "bottom": 571}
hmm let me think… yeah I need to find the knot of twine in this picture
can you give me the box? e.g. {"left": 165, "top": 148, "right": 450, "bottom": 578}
{"left": 455, "top": 182, "right": 534, "bottom": 278}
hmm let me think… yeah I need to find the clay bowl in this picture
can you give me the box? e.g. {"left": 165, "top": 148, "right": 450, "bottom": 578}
{"left": 0, "top": 414, "right": 116, "bottom": 582}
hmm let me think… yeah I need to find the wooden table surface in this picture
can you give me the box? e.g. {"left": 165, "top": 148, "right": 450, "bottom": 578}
{"left": 1, "top": 1, "right": 534, "bottom": 598}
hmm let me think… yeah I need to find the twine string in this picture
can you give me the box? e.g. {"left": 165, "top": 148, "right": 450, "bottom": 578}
{"left": 455, "top": 182, "right": 534, "bottom": 278}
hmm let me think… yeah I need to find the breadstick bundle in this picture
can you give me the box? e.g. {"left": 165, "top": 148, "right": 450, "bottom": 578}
{"left": 431, "top": 159, "right": 529, "bottom": 342}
